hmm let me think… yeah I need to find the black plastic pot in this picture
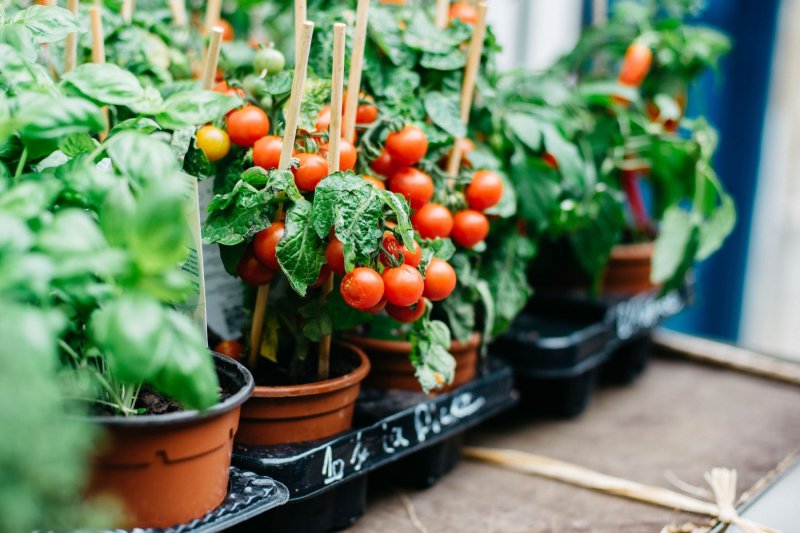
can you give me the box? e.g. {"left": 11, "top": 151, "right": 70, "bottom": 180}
{"left": 493, "top": 286, "right": 690, "bottom": 417}
{"left": 231, "top": 359, "right": 517, "bottom": 531}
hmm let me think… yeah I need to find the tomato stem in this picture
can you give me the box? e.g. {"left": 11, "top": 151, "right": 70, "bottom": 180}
{"left": 622, "top": 171, "right": 649, "bottom": 232}
{"left": 14, "top": 147, "right": 28, "bottom": 179}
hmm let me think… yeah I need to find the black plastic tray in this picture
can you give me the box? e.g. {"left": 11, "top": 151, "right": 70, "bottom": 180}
{"left": 493, "top": 286, "right": 690, "bottom": 416}
{"left": 230, "top": 360, "right": 516, "bottom": 531}
{"left": 110, "top": 467, "right": 289, "bottom": 533}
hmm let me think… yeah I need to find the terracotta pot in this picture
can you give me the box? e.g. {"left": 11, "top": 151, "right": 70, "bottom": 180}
{"left": 600, "top": 242, "right": 657, "bottom": 296}
{"left": 350, "top": 332, "right": 480, "bottom": 393}
{"left": 235, "top": 343, "right": 370, "bottom": 446}
{"left": 87, "top": 354, "right": 254, "bottom": 529}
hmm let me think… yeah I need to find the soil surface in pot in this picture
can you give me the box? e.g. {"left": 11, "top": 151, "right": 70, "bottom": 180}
{"left": 252, "top": 345, "right": 361, "bottom": 387}
{"left": 91, "top": 372, "right": 236, "bottom": 416}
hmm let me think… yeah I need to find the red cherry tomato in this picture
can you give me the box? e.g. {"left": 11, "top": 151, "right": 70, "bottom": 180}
{"left": 465, "top": 170, "right": 504, "bottom": 211}
{"left": 423, "top": 258, "right": 456, "bottom": 301}
{"left": 390, "top": 167, "right": 434, "bottom": 209}
{"left": 356, "top": 102, "right": 378, "bottom": 124}
{"left": 382, "top": 264, "right": 424, "bottom": 307}
{"left": 319, "top": 138, "right": 357, "bottom": 171}
{"left": 449, "top": 2, "right": 478, "bottom": 24}
{"left": 316, "top": 105, "right": 332, "bottom": 133}
{"left": 214, "top": 339, "right": 244, "bottom": 359}
{"left": 293, "top": 152, "right": 329, "bottom": 191}
{"left": 412, "top": 203, "right": 453, "bottom": 239}
{"left": 385, "top": 125, "right": 428, "bottom": 166}
{"left": 309, "top": 265, "right": 332, "bottom": 289}
{"left": 253, "top": 135, "right": 289, "bottom": 170}
{"left": 370, "top": 149, "right": 400, "bottom": 178}
{"left": 217, "top": 20, "right": 235, "bottom": 42}
{"left": 227, "top": 105, "right": 270, "bottom": 147}
{"left": 618, "top": 42, "right": 653, "bottom": 88}
{"left": 380, "top": 233, "right": 422, "bottom": 268}
{"left": 325, "top": 237, "right": 346, "bottom": 276}
{"left": 542, "top": 152, "right": 558, "bottom": 170}
{"left": 340, "top": 267, "right": 385, "bottom": 311}
{"left": 364, "top": 296, "right": 387, "bottom": 315}
{"left": 253, "top": 222, "right": 285, "bottom": 270}
{"left": 451, "top": 210, "right": 489, "bottom": 248}
{"left": 237, "top": 248, "right": 275, "bottom": 286}
{"left": 363, "top": 175, "right": 386, "bottom": 190}
{"left": 386, "top": 298, "right": 426, "bottom": 323}
{"left": 213, "top": 81, "right": 245, "bottom": 98}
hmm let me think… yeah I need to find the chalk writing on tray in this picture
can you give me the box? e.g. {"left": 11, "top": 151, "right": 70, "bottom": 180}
{"left": 350, "top": 431, "right": 369, "bottom": 471}
{"left": 415, "top": 392, "right": 486, "bottom": 442}
{"left": 381, "top": 423, "right": 411, "bottom": 454}
{"left": 322, "top": 446, "right": 345, "bottom": 485}
{"left": 616, "top": 290, "right": 685, "bottom": 340}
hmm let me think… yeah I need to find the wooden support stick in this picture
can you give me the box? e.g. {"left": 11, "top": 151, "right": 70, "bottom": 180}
{"left": 169, "top": 0, "right": 188, "bottom": 26}
{"left": 435, "top": 0, "right": 449, "bottom": 29}
{"left": 203, "top": 0, "right": 222, "bottom": 35}
{"left": 121, "top": 0, "right": 134, "bottom": 24}
{"left": 89, "top": 7, "right": 109, "bottom": 139}
{"left": 342, "top": 0, "right": 370, "bottom": 143}
{"left": 199, "top": 27, "right": 223, "bottom": 90}
{"left": 445, "top": 1, "right": 487, "bottom": 178}
{"left": 317, "top": 22, "right": 346, "bottom": 381}
{"left": 64, "top": 0, "right": 79, "bottom": 73}
{"left": 294, "top": 0, "right": 307, "bottom": 60}
{"left": 248, "top": 21, "right": 316, "bottom": 367}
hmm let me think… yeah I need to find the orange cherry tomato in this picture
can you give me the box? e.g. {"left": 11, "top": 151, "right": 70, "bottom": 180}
{"left": 412, "top": 203, "right": 453, "bottom": 239}
{"left": 293, "top": 152, "right": 329, "bottom": 191}
{"left": 253, "top": 135, "right": 290, "bottom": 170}
{"left": 451, "top": 210, "right": 489, "bottom": 248}
{"left": 217, "top": 20, "right": 235, "bottom": 42}
{"left": 618, "top": 42, "right": 653, "bottom": 87}
{"left": 385, "top": 125, "right": 428, "bottom": 166}
{"left": 465, "top": 170, "right": 504, "bottom": 211}
{"left": 227, "top": 105, "right": 270, "bottom": 147}
{"left": 423, "top": 258, "right": 456, "bottom": 302}
{"left": 390, "top": 168, "right": 434, "bottom": 209}
{"left": 363, "top": 175, "right": 386, "bottom": 190}
{"left": 340, "top": 267, "right": 385, "bottom": 311}
{"left": 382, "top": 264, "right": 425, "bottom": 307}
{"left": 214, "top": 339, "right": 244, "bottom": 359}
{"left": 213, "top": 81, "right": 246, "bottom": 98}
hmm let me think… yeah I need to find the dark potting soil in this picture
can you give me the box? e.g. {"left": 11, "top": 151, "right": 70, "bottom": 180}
{"left": 252, "top": 347, "right": 360, "bottom": 387}
{"left": 92, "top": 380, "right": 234, "bottom": 416}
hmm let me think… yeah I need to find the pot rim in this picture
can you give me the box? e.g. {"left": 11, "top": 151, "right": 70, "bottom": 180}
{"left": 347, "top": 331, "right": 481, "bottom": 353}
{"left": 610, "top": 241, "right": 654, "bottom": 260}
{"left": 88, "top": 353, "right": 255, "bottom": 427}
{"left": 251, "top": 342, "right": 370, "bottom": 398}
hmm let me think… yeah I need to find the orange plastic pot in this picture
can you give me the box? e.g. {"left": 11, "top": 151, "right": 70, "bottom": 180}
{"left": 235, "top": 343, "right": 370, "bottom": 446}
{"left": 87, "top": 354, "right": 254, "bottom": 529}
{"left": 349, "top": 332, "right": 480, "bottom": 393}
{"left": 600, "top": 242, "right": 657, "bottom": 296}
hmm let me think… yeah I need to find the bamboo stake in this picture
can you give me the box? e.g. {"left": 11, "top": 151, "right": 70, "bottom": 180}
{"left": 317, "top": 23, "right": 346, "bottom": 381}
{"left": 89, "top": 7, "right": 109, "bottom": 140}
{"left": 199, "top": 27, "right": 223, "bottom": 90}
{"left": 64, "top": 0, "right": 79, "bottom": 73}
{"left": 248, "top": 21, "right": 316, "bottom": 369}
{"left": 342, "top": 0, "right": 370, "bottom": 143}
{"left": 435, "top": 0, "right": 449, "bottom": 29}
{"left": 445, "top": 1, "right": 487, "bottom": 178}
{"left": 203, "top": 0, "right": 222, "bottom": 35}
{"left": 169, "top": 0, "right": 188, "bottom": 27}
{"left": 294, "top": 0, "right": 307, "bottom": 59}
{"left": 121, "top": 0, "right": 134, "bottom": 24}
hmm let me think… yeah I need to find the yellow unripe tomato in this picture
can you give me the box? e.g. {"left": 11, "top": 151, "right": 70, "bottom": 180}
{"left": 196, "top": 125, "right": 230, "bottom": 162}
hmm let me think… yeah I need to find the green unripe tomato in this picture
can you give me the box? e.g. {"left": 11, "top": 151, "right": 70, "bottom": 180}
{"left": 253, "top": 47, "right": 285, "bottom": 75}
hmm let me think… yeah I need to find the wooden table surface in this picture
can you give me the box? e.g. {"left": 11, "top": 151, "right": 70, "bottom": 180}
{"left": 349, "top": 354, "right": 800, "bottom": 532}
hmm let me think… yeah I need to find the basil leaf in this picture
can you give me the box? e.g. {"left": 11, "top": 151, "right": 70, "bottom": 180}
{"left": 15, "top": 93, "right": 104, "bottom": 140}
{"left": 10, "top": 6, "right": 82, "bottom": 44}
{"left": 156, "top": 91, "right": 241, "bottom": 130}
{"left": 106, "top": 131, "right": 178, "bottom": 184}
{"left": 129, "top": 181, "right": 189, "bottom": 274}
{"left": 61, "top": 63, "right": 145, "bottom": 106}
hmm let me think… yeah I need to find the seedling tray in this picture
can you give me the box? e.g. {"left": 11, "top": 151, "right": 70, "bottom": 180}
{"left": 493, "top": 286, "right": 690, "bottom": 416}
{"left": 230, "top": 359, "right": 516, "bottom": 531}
{"left": 111, "top": 467, "right": 289, "bottom": 533}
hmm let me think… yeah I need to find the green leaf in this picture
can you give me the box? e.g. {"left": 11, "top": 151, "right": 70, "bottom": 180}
{"left": 61, "top": 64, "right": 145, "bottom": 107}
{"left": 276, "top": 199, "right": 326, "bottom": 296}
{"left": 424, "top": 92, "right": 466, "bottom": 138}
{"left": 156, "top": 91, "right": 241, "bottom": 130}
{"left": 409, "top": 313, "right": 455, "bottom": 394}
{"left": 129, "top": 181, "right": 189, "bottom": 274}
{"left": 37, "top": 209, "right": 107, "bottom": 256}
{"left": 506, "top": 112, "right": 543, "bottom": 152}
{"left": 326, "top": 285, "right": 372, "bottom": 331}
{"left": 99, "top": 181, "right": 135, "bottom": 248}
{"left": 652, "top": 206, "right": 701, "bottom": 285}
{"left": 420, "top": 49, "right": 467, "bottom": 71}
{"left": 106, "top": 131, "right": 178, "bottom": 184}
{"left": 58, "top": 133, "right": 98, "bottom": 157}
{"left": 299, "top": 301, "right": 332, "bottom": 342}
{"left": 697, "top": 193, "right": 735, "bottom": 260}
{"left": 10, "top": 5, "right": 82, "bottom": 44}
{"left": 15, "top": 93, "right": 104, "bottom": 140}
{"left": 510, "top": 146, "right": 559, "bottom": 233}
{"left": 0, "top": 179, "right": 61, "bottom": 220}
{"left": 312, "top": 173, "right": 384, "bottom": 270}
